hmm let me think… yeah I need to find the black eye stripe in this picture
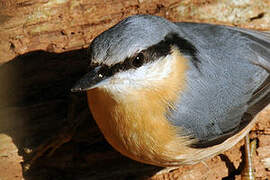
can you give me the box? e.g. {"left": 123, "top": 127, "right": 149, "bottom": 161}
{"left": 89, "top": 33, "right": 199, "bottom": 77}
{"left": 93, "top": 43, "right": 171, "bottom": 76}
{"left": 95, "top": 52, "right": 148, "bottom": 77}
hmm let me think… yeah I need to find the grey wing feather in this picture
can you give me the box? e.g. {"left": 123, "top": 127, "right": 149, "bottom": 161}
{"left": 231, "top": 27, "right": 270, "bottom": 109}
{"left": 223, "top": 27, "right": 270, "bottom": 111}
{"left": 169, "top": 23, "right": 270, "bottom": 148}
{"left": 228, "top": 27, "right": 270, "bottom": 72}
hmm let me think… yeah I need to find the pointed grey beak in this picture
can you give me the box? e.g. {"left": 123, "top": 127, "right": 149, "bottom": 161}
{"left": 71, "top": 66, "right": 109, "bottom": 92}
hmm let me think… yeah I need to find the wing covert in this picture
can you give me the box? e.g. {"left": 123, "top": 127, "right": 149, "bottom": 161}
{"left": 169, "top": 23, "right": 270, "bottom": 148}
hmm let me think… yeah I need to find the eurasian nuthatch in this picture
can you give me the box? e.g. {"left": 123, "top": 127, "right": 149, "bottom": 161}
{"left": 71, "top": 15, "right": 270, "bottom": 176}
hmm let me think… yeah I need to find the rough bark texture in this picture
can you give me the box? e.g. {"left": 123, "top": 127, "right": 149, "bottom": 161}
{"left": 1, "top": 0, "right": 270, "bottom": 64}
{"left": 0, "top": 0, "right": 270, "bottom": 180}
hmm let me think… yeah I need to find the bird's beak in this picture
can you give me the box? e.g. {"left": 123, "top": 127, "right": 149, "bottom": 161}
{"left": 71, "top": 66, "right": 109, "bottom": 92}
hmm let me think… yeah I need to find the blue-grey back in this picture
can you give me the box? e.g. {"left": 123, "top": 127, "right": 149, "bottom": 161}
{"left": 169, "top": 23, "right": 270, "bottom": 147}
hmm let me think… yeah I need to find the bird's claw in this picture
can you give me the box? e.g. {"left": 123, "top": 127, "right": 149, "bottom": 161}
{"left": 23, "top": 132, "right": 73, "bottom": 171}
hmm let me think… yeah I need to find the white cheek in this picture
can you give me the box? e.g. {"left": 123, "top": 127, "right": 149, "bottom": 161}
{"left": 103, "top": 54, "right": 174, "bottom": 94}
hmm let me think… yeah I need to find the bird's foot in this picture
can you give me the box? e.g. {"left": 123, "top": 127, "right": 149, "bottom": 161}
{"left": 22, "top": 127, "right": 74, "bottom": 171}
{"left": 22, "top": 93, "right": 89, "bottom": 171}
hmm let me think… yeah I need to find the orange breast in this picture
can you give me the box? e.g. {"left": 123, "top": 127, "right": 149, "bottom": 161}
{"left": 86, "top": 49, "right": 193, "bottom": 166}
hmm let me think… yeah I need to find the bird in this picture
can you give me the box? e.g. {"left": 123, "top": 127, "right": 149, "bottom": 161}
{"left": 28, "top": 14, "right": 270, "bottom": 179}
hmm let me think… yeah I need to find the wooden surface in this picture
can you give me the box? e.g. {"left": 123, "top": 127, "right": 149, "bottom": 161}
{"left": 1, "top": 0, "right": 270, "bottom": 64}
{"left": 0, "top": 0, "right": 270, "bottom": 179}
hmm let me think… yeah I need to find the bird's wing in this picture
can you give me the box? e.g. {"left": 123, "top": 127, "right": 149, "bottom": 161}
{"left": 227, "top": 27, "right": 270, "bottom": 72}
{"left": 239, "top": 29, "right": 270, "bottom": 123}
{"left": 170, "top": 23, "right": 270, "bottom": 148}
{"left": 228, "top": 27, "right": 270, "bottom": 113}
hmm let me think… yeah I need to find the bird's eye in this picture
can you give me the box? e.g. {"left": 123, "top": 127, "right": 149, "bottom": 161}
{"left": 132, "top": 53, "right": 144, "bottom": 68}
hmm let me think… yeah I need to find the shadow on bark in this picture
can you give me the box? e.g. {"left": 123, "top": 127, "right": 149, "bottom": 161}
{"left": 0, "top": 50, "right": 160, "bottom": 180}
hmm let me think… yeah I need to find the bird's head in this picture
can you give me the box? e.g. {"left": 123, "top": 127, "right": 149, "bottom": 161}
{"left": 71, "top": 15, "right": 196, "bottom": 97}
